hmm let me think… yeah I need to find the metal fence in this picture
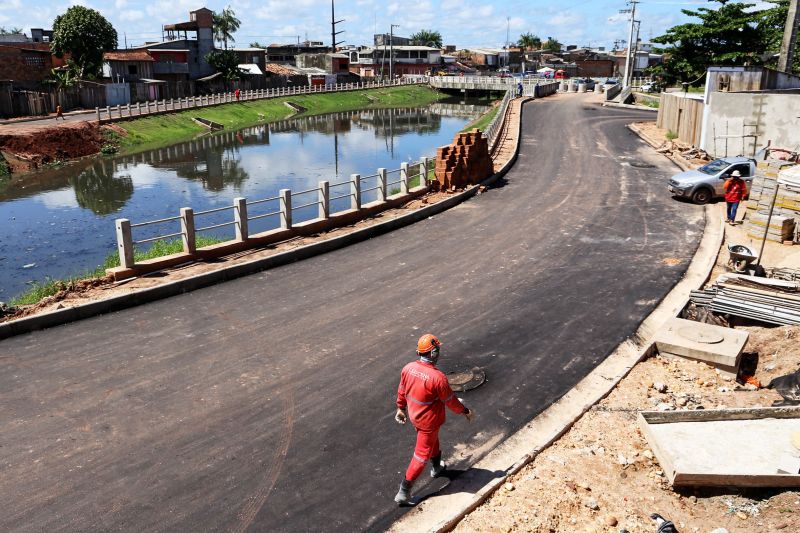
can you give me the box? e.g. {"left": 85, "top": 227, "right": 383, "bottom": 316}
{"left": 95, "top": 77, "right": 426, "bottom": 123}
{"left": 113, "top": 155, "right": 435, "bottom": 269}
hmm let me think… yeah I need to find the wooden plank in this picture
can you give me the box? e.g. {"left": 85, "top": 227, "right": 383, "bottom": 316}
{"left": 640, "top": 406, "right": 800, "bottom": 424}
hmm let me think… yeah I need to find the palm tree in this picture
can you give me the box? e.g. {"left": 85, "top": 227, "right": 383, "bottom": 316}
{"left": 410, "top": 29, "right": 443, "bottom": 49}
{"left": 517, "top": 32, "right": 541, "bottom": 51}
{"left": 213, "top": 6, "right": 241, "bottom": 50}
{"left": 543, "top": 37, "right": 563, "bottom": 53}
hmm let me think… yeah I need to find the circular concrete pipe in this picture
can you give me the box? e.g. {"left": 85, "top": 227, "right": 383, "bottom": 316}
{"left": 578, "top": 82, "right": 587, "bottom": 93}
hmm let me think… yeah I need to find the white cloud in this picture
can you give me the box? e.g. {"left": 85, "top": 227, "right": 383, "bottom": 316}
{"left": 120, "top": 10, "right": 144, "bottom": 21}
{"left": 114, "top": 0, "right": 127, "bottom": 9}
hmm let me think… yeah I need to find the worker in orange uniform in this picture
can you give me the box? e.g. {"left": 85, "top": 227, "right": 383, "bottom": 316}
{"left": 394, "top": 334, "right": 474, "bottom": 504}
{"left": 723, "top": 170, "right": 747, "bottom": 225}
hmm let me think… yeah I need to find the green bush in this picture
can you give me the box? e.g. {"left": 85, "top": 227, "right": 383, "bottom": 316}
{"left": 666, "top": 130, "right": 678, "bottom": 141}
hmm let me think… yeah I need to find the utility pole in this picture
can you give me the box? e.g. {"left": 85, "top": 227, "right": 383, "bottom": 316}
{"left": 389, "top": 24, "right": 399, "bottom": 80}
{"left": 505, "top": 16, "right": 510, "bottom": 70}
{"left": 621, "top": 0, "right": 638, "bottom": 89}
{"left": 778, "top": 0, "right": 799, "bottom": 73}
{"left": 630, "top": 19, "right": 641, "bottom": 87}
{"left": 331, "top": 0, "right": 345, "bottom": 51}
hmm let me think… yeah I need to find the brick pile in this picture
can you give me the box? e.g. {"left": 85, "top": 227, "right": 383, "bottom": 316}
{"left": 433, "top": 129, "right": 493, "bottom": 191}
{"left": 744, "top": 160, "right": 798, "bottom": 243}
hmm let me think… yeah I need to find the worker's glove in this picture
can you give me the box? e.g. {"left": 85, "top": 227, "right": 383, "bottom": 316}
{"left": 463, "top": 408, "right": 475, "bottom": 423}
{"left": 395, "top": 409, "right": 407, "bottom": 425}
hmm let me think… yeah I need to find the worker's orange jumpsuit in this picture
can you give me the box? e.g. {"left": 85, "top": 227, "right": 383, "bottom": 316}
{"left": 396, "top": 360, "right": 467, "bottom": 481}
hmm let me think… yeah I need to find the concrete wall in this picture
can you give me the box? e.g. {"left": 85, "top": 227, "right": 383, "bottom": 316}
{"left": 701, "top": 91, "right": 800, "bottom": 157}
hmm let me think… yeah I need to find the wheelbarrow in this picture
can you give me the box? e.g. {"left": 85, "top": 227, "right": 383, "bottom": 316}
{"left": 727, "top": 244, "right": 757, "bottom": 273}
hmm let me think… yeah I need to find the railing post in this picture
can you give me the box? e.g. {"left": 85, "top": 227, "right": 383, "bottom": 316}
{"left": 117, "top": 104, "right": 122, "bottom": 118}
{"left": 280, "top": 188, "right": 292, "bottom": 229}
{"left": 350, "top": 173, "right": 361, "bottom": 210}
{"left": 419, "top": 157, "right": 429, "bottom": 188}
{"left": 180, "top": 207, "right": 196, "bottom": 253}
{"left": 115, "top": 218, "right": 135, "bottom": 269}
{"left": 96, "top": 106, "right": 100, "bottom": 122}
{"left": 400, "top": 162, "right": 409, "bottom": 194}
{"left": 126, "top": 103, "right": 131, "bottom": 116}
{"left": 318, "top": 180, "right": 330, "bottom": 219}
{"left": 106, "top": 105, "right": 111, "bottom": 119}
{"left": 378, "top": 168, "right": 387, "bottom": 202}
{"left": 234, "top": 197, "right": 248, "bottom": 241}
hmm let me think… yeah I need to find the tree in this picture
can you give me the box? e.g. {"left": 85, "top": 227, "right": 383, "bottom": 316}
{"left": 51, "top": 6, "right": 117, "bottom": 79}
{"left": 410, "top": 29, "right": 443, "bottom": 48}
{"left": 213, "top": 6, "right": 241, "bottom": 50}
{"left": 249, "top": 41, "right": 266, "bottom": 49}
{"left": 651, "top": 0, "right": 799, "bottom": 85}
{"left": 542, "top": 37, "right": 562, "bottom": 53}
{"left": 517, "top": 32, "right": 541, "bottom": 50}
{"left": 206, "top": 50, "right": 245, "bottom": 80}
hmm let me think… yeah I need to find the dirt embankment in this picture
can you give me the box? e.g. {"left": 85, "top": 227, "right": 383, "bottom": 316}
{"left": 0, "top": 122, "right": 105, "bottom": 172}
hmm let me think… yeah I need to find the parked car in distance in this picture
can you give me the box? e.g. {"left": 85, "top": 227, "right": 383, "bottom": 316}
{"left": 640, "top": 81, "right": 657, "bottom": 93}
{"left": 573, "top": 77, "right": 596, "bottom": 90}
{"left": 603, "top": 78, "right": 619, "bottom": 89}
{"left": 667, "top": 156, "right": 756, "bottom": 204}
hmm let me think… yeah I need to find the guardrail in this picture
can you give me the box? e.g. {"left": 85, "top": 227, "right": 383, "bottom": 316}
{"left": 95, "top": 77, "right": 426, "bottom": 124}
{"left": 113, "top": 155, "right": 434, "bottom": 271}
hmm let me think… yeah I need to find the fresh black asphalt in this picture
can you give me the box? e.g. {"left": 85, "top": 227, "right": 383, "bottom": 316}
{"left": 0, "top": 94, "right": 704, "bottom": 532}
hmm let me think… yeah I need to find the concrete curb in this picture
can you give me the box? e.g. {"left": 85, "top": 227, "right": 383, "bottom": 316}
{"left": 603, "top": 101, "right": 658, "bottom": 112}
{"left": 387, "top": 145, "right": 724, "bottom": 533}
{"left": 627, "top": 123, "right": 694, "bottom": 172}
{"left": 0, "top": 105, "right": 526, "bottom": 341}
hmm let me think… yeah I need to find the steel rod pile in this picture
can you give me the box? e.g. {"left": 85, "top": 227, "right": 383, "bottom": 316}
{"left": 691, "top": 279, "right": 800, "bottom": 326}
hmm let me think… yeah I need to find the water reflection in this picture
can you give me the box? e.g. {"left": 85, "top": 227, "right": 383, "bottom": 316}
{"left": 0, "top": 102, "right": 488, "bottom": 298}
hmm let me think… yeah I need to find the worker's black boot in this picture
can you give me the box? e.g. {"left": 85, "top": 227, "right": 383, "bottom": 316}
{"left": 394, "top": 479, "right": 413, "bottom": 504}
{"left": 430, "top": 454, "right": 446, "bottom": 477}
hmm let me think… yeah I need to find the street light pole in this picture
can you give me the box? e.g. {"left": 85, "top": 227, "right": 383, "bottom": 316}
{"left": 389, "top": 24, "right": 399, "bottom": 80}
{"left": 622, "top": 0, "right": 638, "bottom": 89}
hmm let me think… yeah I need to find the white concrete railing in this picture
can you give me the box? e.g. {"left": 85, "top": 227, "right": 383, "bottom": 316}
{"left": 95, "top": 77, "right": 425, "bottom": 123}
{"left": 114, "top": 155, "right": 434, "bottom": 269}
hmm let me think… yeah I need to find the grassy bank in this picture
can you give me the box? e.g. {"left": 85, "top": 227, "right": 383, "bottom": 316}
{"left": 460, "top": 105, "right": 499, "bottom": 134}
{"left": 113, "top": 85, "right": 447, "bottom": 154}
{"left": 9, "top": 236, "right": 223, "bottom": 306}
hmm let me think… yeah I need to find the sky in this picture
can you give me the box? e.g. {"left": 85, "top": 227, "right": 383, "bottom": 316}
{"left": 0, "top": 0, "right": 780, "bottom": 51}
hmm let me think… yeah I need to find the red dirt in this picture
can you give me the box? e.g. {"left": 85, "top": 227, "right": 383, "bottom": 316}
{"left": 0, "top": 122, "right": 105, "bottom": 171}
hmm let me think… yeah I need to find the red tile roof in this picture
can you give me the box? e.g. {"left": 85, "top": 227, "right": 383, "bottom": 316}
{"left": 104, "top": 50, "right": 154, "bottom": 62}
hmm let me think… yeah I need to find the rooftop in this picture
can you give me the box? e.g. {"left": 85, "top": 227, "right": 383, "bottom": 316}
{"left": 104, "top": 50, "right": 155, "bottom": 62}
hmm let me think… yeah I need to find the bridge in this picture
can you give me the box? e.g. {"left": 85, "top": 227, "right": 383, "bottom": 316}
{"left": 427, "top": 75, "right": 559, "bottom": 96}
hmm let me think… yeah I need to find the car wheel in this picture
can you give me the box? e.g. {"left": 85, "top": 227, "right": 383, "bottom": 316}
{"left": 692, "top": 188, "right": 712, "bottom": 204}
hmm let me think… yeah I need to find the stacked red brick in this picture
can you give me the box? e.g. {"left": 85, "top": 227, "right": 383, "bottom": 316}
{"left": 433, "top": 129, "right": 493, "bottom": 191}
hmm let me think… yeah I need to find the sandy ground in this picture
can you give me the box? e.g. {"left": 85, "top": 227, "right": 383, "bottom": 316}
{"left": 453, "top": 123, "right": 800, "bottom": 533}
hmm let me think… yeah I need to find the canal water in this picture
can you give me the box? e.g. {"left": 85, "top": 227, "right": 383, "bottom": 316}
{"left": 0, "top": 102, "right": 488, "bottom": 299}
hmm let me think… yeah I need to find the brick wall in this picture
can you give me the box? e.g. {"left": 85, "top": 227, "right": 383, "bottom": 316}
{"left": 0, "top": 46, "right": 52, "bottom": 82}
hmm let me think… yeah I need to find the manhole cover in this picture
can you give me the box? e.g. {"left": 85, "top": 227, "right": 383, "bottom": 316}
{"left": 629, "top": 161, "right": 657, "bottom": 168}
{"left": 677, "top": 326, "right": 724, "bottom": 344}
{"left": 445, "top": 367, "right": 486, "bottom": 392}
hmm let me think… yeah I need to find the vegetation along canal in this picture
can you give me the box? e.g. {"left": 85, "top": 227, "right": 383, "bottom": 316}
{"left": 0, "top": 101, "right": 488, "bottom": 301}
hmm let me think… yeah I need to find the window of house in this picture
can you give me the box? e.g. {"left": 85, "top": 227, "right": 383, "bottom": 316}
{"left": 128, "top": 64, "right": 138, "bottom": 75}
{"left": 24, "top": 55, "right": 45, "bottom": 68}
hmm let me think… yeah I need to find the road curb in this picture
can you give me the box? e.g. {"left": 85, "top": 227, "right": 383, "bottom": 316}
{"left": 387, "top": 141, "right": 723, "bottom": 533}
{"left": 627, "top": 123, "right": 693, "bottom": 172}
{"left": 0, "top": 105, "right": 525, "bottom": 341}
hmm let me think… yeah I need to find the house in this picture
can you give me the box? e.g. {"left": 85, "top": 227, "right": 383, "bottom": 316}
{"left": 231, "top": 47, "right": 267, "bottom": 76}
{"left": 349, "top": 45, "right": 441, "bottom": 77}
{"left": 103, "top": 50, "right": 155, "bottom": 82}
{"left": 296, "top": 52, "right": 350, "bottom": 74}
{"left": 126, "top": 7, "right": 215, "bottom": 81}
{"left": 267, "top": 41, "right": 329, "bottom": 65}
{"left": 0, "top": 45, "right": 53, "bottom": 83}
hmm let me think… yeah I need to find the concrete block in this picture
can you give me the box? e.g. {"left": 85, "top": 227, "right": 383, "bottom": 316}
{"left": 654, "top": 317, "right": 748, "bottom": 376}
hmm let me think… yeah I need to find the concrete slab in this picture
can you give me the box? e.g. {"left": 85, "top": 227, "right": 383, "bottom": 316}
{"left": 654, "top": 317, "right": 748, "bottom": 376}
{"left": 639, "top": 407, "right": 800, "bottom": 487}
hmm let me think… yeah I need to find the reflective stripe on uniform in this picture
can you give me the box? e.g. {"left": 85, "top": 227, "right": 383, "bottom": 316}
{"left": 407, "top": 396, "right": 435, "bottom": 406}
{"left": 413, "top": 453, "right": 426, "bottom": 463}
{"left": 444, "top": 393, "right": 454, "bottom": 402}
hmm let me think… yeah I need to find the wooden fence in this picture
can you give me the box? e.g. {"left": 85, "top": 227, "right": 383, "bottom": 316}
{"left": 656, "top": 92, "right": 704, "bottom": 146}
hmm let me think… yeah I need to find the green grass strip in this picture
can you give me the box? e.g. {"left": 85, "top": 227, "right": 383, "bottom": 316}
{"left": 114, "top": 86, "right": 447, "bottom": 155}
{"left": 10, "top": 236, "right": 223, "bottom": 306}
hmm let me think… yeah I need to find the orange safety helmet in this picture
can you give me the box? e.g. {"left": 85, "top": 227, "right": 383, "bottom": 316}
{"left": 417, "top": 333, "right": 442, "bottom": 354}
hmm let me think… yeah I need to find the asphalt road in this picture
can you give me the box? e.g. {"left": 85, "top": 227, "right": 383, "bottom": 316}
{"left": 0, "top": 94, "right": 704, "bottom": 532}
